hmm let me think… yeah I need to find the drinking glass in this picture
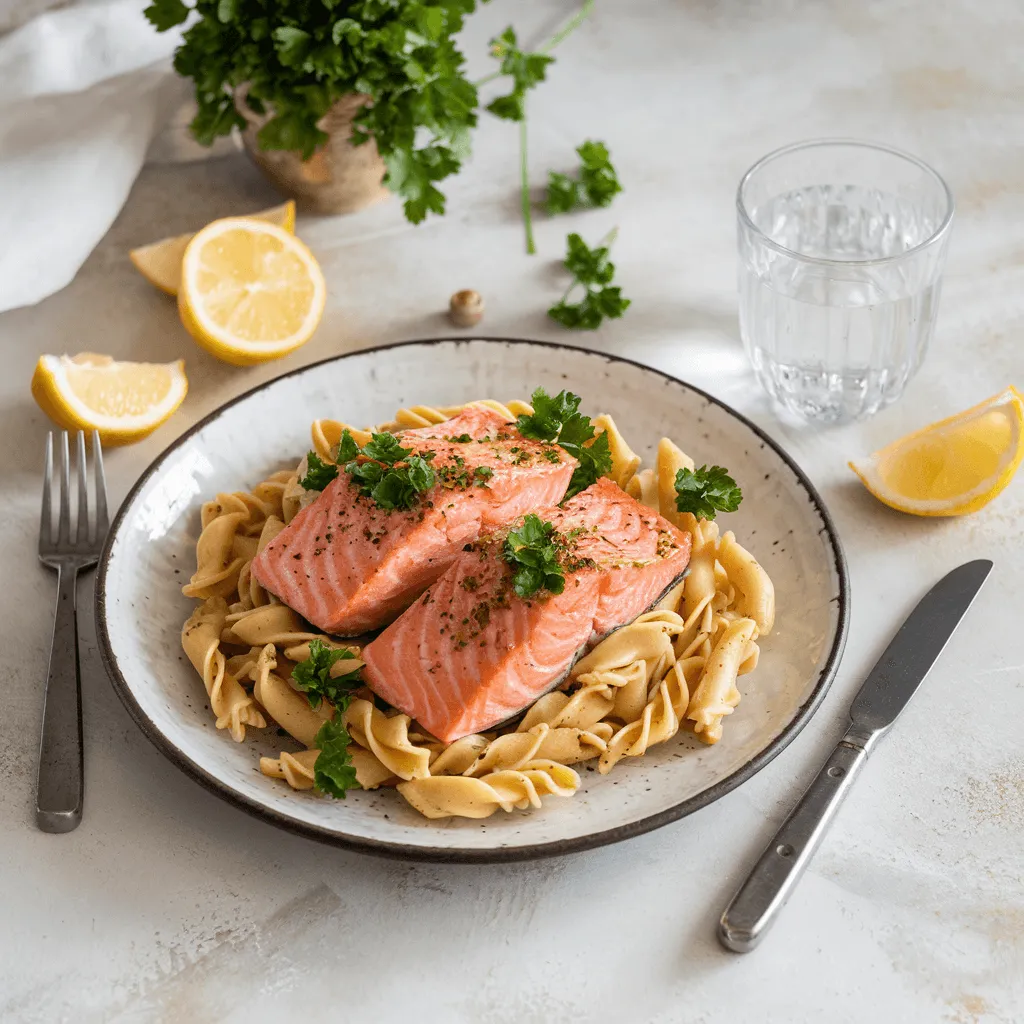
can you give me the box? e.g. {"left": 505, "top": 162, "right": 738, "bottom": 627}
{"left": 737, "top": 140, "right": 954, "bottom": 423}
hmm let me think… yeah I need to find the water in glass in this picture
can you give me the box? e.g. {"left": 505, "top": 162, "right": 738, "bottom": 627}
{"left": 738, "top": 144, "right": 953, "bottom": 424}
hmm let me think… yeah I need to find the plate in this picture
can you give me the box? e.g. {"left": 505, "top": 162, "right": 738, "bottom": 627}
{"left": 96, "top": 339, "right": 849, "bottom": 861}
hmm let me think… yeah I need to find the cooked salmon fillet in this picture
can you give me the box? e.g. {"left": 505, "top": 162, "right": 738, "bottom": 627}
{"left": 361, "top": 477, "right": 692, "bottom": 742}
{"left": 251, "top": 408, "right": 575, "bottom": 634}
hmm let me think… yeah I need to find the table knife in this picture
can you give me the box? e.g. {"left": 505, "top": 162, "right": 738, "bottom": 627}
{"left": 718, "top": 558, "right": 993, "bottom": 953}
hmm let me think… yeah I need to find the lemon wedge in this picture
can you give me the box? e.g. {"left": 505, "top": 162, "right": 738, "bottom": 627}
{"left": 849, "top": 387, "right": 1024, "bottom": 516}
{"left": 31, "top": 353, "right": 188, "bottom": 445}
{"left": 178, "top": 217, "right": 326, "bottom": 366}
{"left": 129, "top": 201, "right": 296, "bottom": 296}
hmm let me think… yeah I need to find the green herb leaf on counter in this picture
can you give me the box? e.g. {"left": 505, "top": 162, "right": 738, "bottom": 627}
{"left": 674, "top": 465, "right": 743, "bottom": 521}
{"left": 313, "top": 718, "right": 360, "bottom": 799}
{"left": 548, "top": 231, "right": 631, "bottom": 331}
{"left": 517, "top": 387, "right": 613, "bottom": 498}
{"left": 145, "top": 0, "right": 484, "bottom": 223}
{"left": 547, "top": 140, "right": 622, "bottom": 213}
{"left": 291, "top": 639, "right": 361, "bottom": 710}
{"left": 504, "top": 514, "right": 566, "bottom": 599}
{"left": 300, "top": 452, "right": 339, "bottom": 491}
{"left": 485, "top": 28, "right": 554, "bottom": 123}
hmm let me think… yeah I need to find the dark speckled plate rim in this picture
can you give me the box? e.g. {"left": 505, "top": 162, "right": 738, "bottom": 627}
{"left": 95, "top": 337, "right": 850, "bottom": 864}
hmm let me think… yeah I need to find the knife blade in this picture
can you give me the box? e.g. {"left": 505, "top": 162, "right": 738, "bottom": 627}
{"left": 718, "top": 559, "right": 993, "bottom": 953}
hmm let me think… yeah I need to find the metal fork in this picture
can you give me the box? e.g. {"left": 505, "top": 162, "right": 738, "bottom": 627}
{"left": 37, "top": 430, "right": 109, "bottom": 833}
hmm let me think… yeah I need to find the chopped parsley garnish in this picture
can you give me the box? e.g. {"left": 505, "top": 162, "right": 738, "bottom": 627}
{"left": 674, "top": 465, "right": 743, "bottom": 521}
{"left": 503, "top": 514, "right": 565, "bottom": 599}
{"left": 342, "top": 431, "right": 437, "bottom": 511}
{"left": 291, "top": 638, "right": 362, "bottom": 710}
{"left": 313, "top": 718, "right": 360, "bottom": 799}
{"left": 449, "top": 433, "right": 473, "bottom": 443}
{"left": 474, "top": 466, "right": 494, "bottom": 483}
{"left": 516, "top": 387, "right": 612, "bottom": 498}
{"left": 300, "top": 452, "right": 339, "bottom": 491}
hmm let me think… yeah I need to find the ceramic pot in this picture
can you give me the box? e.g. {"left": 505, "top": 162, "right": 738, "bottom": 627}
{"left": 237, "top": 91, "right": 390, "bottom": 215}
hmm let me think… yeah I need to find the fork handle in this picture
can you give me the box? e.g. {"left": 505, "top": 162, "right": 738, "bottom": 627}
{"left": 36, "top": 565, "right": 83, "bottom": 832}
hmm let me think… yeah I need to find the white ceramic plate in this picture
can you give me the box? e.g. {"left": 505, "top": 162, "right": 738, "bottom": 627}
{"left": 97, "top": 339, "right": 848, "bottom": 861}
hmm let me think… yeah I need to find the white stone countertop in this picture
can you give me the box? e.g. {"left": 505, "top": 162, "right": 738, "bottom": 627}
{"left": 1, "top": 1, "right": 1022, "bottom": 1021}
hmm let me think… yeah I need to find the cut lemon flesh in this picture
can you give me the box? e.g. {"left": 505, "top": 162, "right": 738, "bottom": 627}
{"left": 31, "top": 353, "right": 188, "bottom": 445}
{"left": 178, "top": 217, "right": 326, "bottom": 366}
{"left": 129, "top": 201, "right": 296, "bottom": 296}
{"left": 849, "top": 387, "right": 1024, "bottom": 516}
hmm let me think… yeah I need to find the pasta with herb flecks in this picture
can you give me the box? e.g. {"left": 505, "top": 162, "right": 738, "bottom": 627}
{"left": 178, "top": 391, "right": 775, "bottom": 820}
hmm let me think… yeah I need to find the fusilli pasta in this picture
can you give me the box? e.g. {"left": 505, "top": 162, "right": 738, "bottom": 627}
{"left": 180, "top": 397, "right": 776, "bottom": 820}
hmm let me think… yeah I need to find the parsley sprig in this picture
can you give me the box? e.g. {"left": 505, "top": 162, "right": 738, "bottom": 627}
{"left": 547, "top": 140, "right": 622, "bottom": 214}
{"left": 339, "top": 429, "right": 437, "bottom": 512}
{"left": 292, "top": 639, "right": 362, "bottom": 710}
{"left": 504, "top": 515, "right": 566, "bottom": 599}
{"left": 288, "top": 639, "right": 363, "bottom": 799}
{"left": 480, "top": 1, "right": 593, "bottom": 254}
{"left": 143, "top": 0, "right": 484, "bottom": 223}
{"left": 674, "top": 466, "right": 743, "bottom": 521}
{"left": 548, "top": 230, "right": 631, "bottom": 331}
{"left": 313, "top": 718, "right": 360, "bottom": 799}
{"left": 300, "top": 452, "right": 339, "bottom": 492}
{"left": 516, "top": 387, "right": 612, "bottom": 498}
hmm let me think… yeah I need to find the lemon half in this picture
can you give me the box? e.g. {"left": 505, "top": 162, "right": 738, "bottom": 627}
{"left": 129, "top": 201, "right": 296, "bottom": 297}
{"left": 178, "top": 217, "right": 326, "bottom": 366}
{"left": 31, "top": 353, "right": 188, "bottom": 445}
{"left": 849, "top": 387, "right": 1024, "bottom": 516}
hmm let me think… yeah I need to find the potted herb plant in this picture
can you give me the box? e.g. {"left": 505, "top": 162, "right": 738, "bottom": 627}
{"left": 145, "top": 0, "right": 484, "bottom": 218}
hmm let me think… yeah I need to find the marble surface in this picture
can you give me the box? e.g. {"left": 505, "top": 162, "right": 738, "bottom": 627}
{"left": 1, "top": 1, "right": 1022, "bottom": 1021}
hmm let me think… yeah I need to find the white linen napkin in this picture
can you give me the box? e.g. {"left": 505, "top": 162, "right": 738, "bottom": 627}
{"left": 0, "top": 0, "right": 184, "bottom": 312}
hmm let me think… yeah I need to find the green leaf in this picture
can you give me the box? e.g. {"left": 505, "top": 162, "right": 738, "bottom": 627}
{"left": 674, "top": 466, "right": 743, "bottom": 521}
{"left": 313, "top": 718, "right": 360, "bottom": 799}
{"left": 300, "top": 452, "right": 339, "bottom": 491}
{"left": 336, "top": 429, "right": 360, "bottom": 463}
{"left": 515, "top": 388, "right": 610, "bottom": 498}
{"left": 546, "top": 171, "right": 581, "bottom": 214}
{"left": 503, "top": 514, "right": 565, "bottom": 599}
{"left": 577, "top": 139, "right": 622, "bottom": 207}
{"left": 257, "top": 112, "right": 327, "bottom": 160}
{"left": 144, "top": 0, "right": 189, "bottom": 32}
{"left": 548, "top": 232, "right": 631, "bottom": 332}
{"left": 361, "top": 432, "right": 413, "bottom": 464}
{"left": 292, "top": 639, "right": 361, "bottom": 710}
{"left": 516, "top": 387, "right": 583, "bottom": 443}
{"left": 273, "top": 26, "right": 312, "bottom": 67}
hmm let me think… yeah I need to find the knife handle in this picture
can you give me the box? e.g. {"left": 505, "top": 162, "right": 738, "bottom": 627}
{"left": 718, "top": 738, "right": 868, "bottom": 952}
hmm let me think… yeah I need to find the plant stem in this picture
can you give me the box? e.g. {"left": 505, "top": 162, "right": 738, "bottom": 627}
{"left": 539, "top": 0, "right": 594, "bottom": 53}
{"left": 473, "top": 0, "right": 595, "bottom": 87}
{"left": 520, "top": 116, "right": 536, "bottom": 255}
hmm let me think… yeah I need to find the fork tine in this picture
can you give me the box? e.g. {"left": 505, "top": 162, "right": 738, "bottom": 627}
{"left": 76, "top": 431, "right": 88, "bottom": 545}
{"left": 57, "top": 431, "right": 71, "bottom": 546}
{"left": 93, "top": 430, "right": 109, "bottom": 537}
{"left": 40, "top": 432, "right": 54, "bottom": 548}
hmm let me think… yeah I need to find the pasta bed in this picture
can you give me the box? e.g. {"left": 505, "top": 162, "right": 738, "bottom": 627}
{"left": 180, "top": 399, "right": 775, "bottom": 820}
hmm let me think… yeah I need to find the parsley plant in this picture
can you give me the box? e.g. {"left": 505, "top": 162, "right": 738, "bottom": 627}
{"left": 143, "top": 0, "right": 486, "bottom": 223}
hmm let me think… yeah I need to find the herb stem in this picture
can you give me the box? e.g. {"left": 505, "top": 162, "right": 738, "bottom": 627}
{"left": 520, "top": 116, "right": 536, "bottom": 255}
{"left": 539, "top": 0, "right": 594, "bottom": 53}
{"left": 473, "top": 0, "right": 594, "bottom": 88}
